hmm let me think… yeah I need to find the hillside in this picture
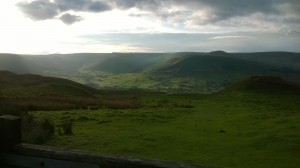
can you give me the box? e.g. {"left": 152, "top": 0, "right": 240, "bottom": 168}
{"left": 153, "top": 53, "right": 293, "bottom": 81}
{"left": 0, "top": 71, "right": 141, "bottom": 115}
{"left": 229, "top": 52, "right": 300, "bottom": 70}
{"left": 0, "top": 71, "right": 97, "bottom": 98}
{"left": 0, "top": 53, "right": 109, "bottom": 75}
{"left": 223, "top": 76, "right": 300, "bottom": 93}
{"left": 0, "top": 54, "right": 41, "bottom": 73}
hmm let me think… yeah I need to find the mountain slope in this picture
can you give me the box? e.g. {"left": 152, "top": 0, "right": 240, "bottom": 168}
{"left": 153, "top": 53, "right": 297, "bottom": 81}
{"left": 0, "top": 71, "right": 97, "bottom": 98}
{"left": 223, "top": 76, "right": 300, "bottom": 93}
{"left": 0, "top": 54, "right": 41, "bottom": 73}
{"left": 228, "top": 52, "right": 300, "bottom": 70}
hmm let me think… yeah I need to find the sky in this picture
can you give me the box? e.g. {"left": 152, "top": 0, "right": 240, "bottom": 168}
{"left": 0, "top": 0, "right": 299, "bottom": 54}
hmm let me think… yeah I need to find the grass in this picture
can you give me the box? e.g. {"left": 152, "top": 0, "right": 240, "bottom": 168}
{"left": 30, "top": 91, "right": 300, "bottom": 168}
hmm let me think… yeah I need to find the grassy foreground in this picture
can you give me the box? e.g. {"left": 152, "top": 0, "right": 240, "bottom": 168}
{"left": 31, "top": 91, "right": 300, "bottom": 168}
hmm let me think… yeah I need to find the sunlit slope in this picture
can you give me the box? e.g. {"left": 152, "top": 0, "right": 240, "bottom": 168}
{"left": 89, "top": 53, "right": 173, "bottom": 74}
{"left": 0, "top": 54, "right": 43, "bottom": 74}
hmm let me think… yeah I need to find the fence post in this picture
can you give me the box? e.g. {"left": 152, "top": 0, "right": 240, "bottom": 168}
{"left": 0, "top": 115, "right": 21, "bottom": 152}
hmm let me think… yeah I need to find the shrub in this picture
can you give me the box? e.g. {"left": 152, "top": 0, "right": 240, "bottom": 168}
{"left": 22, "top": 114, "right": 55, "bottom": 144}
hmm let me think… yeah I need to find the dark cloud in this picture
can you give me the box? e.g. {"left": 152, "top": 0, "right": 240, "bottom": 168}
{"left": 56, "top": 0, "right": 111, "bottom": 12}
{"left": 16, "top": 0, "right": 59, "bottom": 20}
{"left": 17, "top": 0, "right": 111, "bottom": 24}
{"left": 111, "top": 0, "right": 163, "bottom": 10}
{"left": 111, "top": 0, "right": 299, "bottom": 23}
{"left": 88, "top": 1, "right": 111, "bottom": 12}
{"left": 59, "top": 13, "right": 83, "bottom": 25}
{"left": 174, "top": 0, "right": 278, "bottom": 19}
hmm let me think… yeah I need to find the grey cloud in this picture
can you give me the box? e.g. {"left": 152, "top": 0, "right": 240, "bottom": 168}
{"left": 88, "top": 1, "right": 111, "bottom": 12}
{"left": 111, "top": 0, "right": 163, "bottom": 10}
{"left": 56, "top": 0, "right": 111, "bottom": 12}
{"left": 17, "top": 0, "right": 111, "bottom": 24}
{"left": 174, "top": 0, "right": 279, "bottom": 20}
{"left": 111, "top": 0, "right": 300, "bottom": 27}
{"left": 16, "top": 0, "right": 59, "bottom": 20}
{"left": 59, "top": 13, "right": 83, "bottom": 25}
{"left": 110, "top": 0, "right": 281, "bottom": 19}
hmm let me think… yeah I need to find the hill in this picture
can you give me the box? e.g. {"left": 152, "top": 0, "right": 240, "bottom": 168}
{"left": 0, "top": 54, "right": 41, "bottom": 73}
{"left": 0, "top": 71, "right": 97, "bottom": 98}
{"left": 0, "top": 71, "right": 142, "bottom": 115}
{"left": 0, "top": 53, "right": 109, "bottom": 75}
{"left": 223, "top": 76, "right": 300, "bottom": 93}
{"left": 229, "top": 52, "right": 300, "bottom": 70}
{"left": 153, "top": 53, "right": 294, "bottom": 81}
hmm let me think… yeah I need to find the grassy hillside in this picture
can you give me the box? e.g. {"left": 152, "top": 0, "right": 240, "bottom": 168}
{"left": 0, "top": 71, "right": 96, "bottom": 97}
{"left": 29, "top": 76, "right": 300, "bottom": 168}
{"left": 153, "top": 53, "right": 291, "bottom": 80}
{"left": 224, "top": 76, "right": 300, "bottom": 93}
{"left": 229, "top": 52, "right": 300, "bottom": 70}
{"left": 0, "top": 71, "right": 141, "bottom": 115}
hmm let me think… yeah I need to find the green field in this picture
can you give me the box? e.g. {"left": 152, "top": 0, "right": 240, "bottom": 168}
{"left": 30, "top": 90, "right": 300, "bottom": 168}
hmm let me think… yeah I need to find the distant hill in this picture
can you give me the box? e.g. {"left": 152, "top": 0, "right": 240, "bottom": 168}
{"left": 89, "top": 53, "right": 171, "bottom": 74}
{"left": 0, "top": 53, "right": 109, "bottom": 75}
{"left": 0, "top": 71, "right": 97, "bottom": 98}
{"left": 0, "top": 54, "right": 40, "bottom": 74}
{"left": 209, "top": 50, "right": 229, "bottom": 55}
{"left": 228, "top": 52, "right": 300, "bottom": 70}
{"left": 153, "top": 53, "right": 297, "bottom": 81}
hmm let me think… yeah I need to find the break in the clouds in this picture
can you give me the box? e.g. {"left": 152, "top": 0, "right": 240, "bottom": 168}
{"left": 80, "top": 31, "right": 300, "bottom": 53}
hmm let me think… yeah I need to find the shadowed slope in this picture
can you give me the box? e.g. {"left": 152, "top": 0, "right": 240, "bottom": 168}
{"left": 223, "top": 76, "right": 300, "bottom": 93}
{"left": 0, "top": 71, "right": 97, "bottom": 97}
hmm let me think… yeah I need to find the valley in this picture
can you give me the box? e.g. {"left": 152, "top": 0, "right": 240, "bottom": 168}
{"left": 1, "top": 52, "right": 299, "bottom": 93}
{"left": 0, "top": 51, "right": 300, "bottom": 168}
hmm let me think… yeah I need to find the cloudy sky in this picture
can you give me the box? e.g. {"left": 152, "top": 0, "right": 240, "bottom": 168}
{"left": 0, "top": 0, "right": 299, "bottom": 54}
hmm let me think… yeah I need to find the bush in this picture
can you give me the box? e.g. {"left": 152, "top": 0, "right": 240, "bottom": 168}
{"left": 22, "top": 114, "right": 55, "bottom": 144}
